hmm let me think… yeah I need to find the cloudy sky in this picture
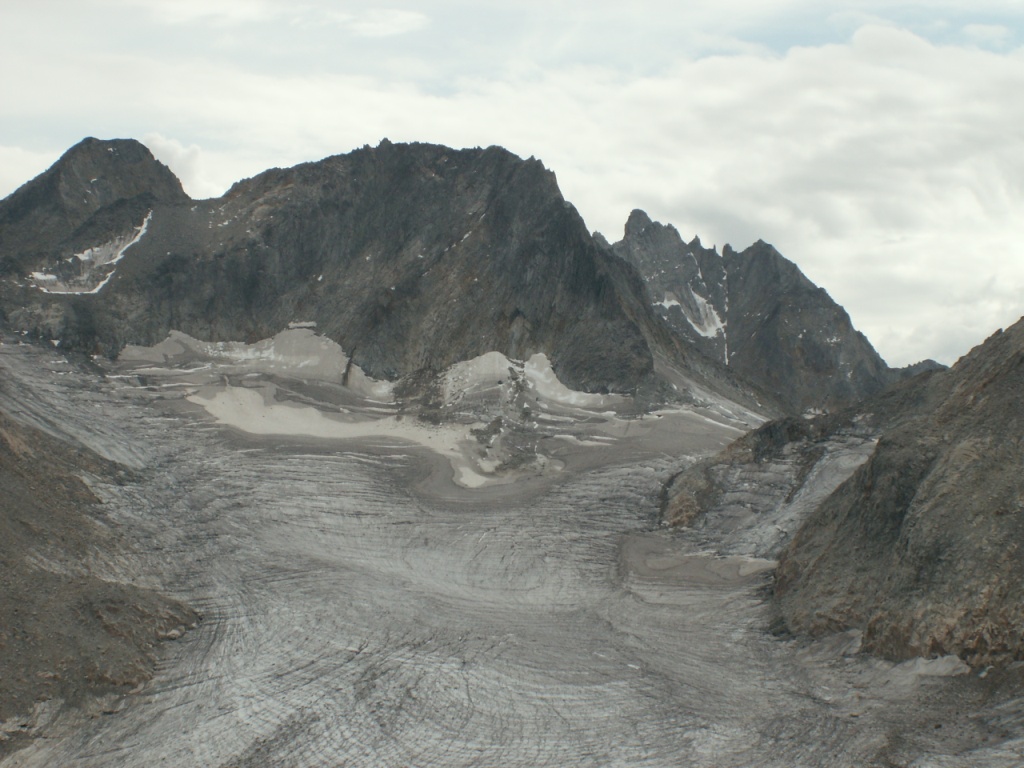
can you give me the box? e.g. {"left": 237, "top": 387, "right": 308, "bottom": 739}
{"left": 2, "top": 1, "right": 1022, "bottom": 366}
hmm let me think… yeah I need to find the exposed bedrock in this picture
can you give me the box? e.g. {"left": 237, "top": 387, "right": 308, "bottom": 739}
{"left": 775, "top": 317, "right": 1024, "bottom": 666}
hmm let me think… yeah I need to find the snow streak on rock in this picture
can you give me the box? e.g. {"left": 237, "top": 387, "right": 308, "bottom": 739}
{"left": 31, "top": 212, "right": 152, "bottom": 295}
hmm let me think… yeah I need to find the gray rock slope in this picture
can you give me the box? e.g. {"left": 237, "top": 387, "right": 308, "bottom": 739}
{"left": 613, "top": 209, "right": 942, "bottom": 412}
{"left": 1, "top": 138, "right": 748, "bottom": 399}
{"left": 0, "top": 397, "right": 197, "bottom": 759}
{"left": 0, "top": 137, "right": 188, "bottom": 278}
{"left": 665, "top": 315, "right": 1024, "bottom": 667}
{"left": 775, "top": 316, "right": 1024, "bottom": 666}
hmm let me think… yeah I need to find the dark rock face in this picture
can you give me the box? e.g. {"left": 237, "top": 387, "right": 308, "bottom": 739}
{"left": 0, "top": 138, "right": 187, "bottom": 277}
{"left": 1, "top": 139, "right": 663, "bottom": 393}
{"left": 662, "top": 417, "right": 819, "bottom": 528}
{"left": 719, "top": 240, "right": 893, "bottom": 412}
{"left": 612, "top": 210, "right": 728, "bottom": 364}
{"left": 774, "top": 317, "right": 1024, "bottom": 666}
{"left": 613, "top": 209, "right": 941, "bottom": 413}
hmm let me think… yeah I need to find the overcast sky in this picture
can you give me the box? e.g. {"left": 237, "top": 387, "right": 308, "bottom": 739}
{"left": 2, "top": 1, "right": 1022, "bottom": 366}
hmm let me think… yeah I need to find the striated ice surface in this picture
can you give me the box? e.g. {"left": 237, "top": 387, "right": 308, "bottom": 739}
{"left": 1, "top": 337, "right": 1022, "bottom": 767}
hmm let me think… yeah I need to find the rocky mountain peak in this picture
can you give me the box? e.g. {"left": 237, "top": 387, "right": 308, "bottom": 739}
{"left": 0, "top": 137, "right": 186, "bottom": 276}
{"left": 0, "top": 139, "right": 667, "bottom": 396}
{"left": 50, "top": 137, "right": 186, "bottom": 207}
{"left": 623, "top": 208, "right": 654, "bottom": 237}
{"left": 722, "top": 240, "right": 813, "bottom": 294}
{"left": 15, "top": 137, "right": 186, "bottom": 224}
{"left": 614, "top": 213, "right": 915, "bottom": 413}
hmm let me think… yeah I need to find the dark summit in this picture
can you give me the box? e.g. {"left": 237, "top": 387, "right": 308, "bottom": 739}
{"left": 613, "top": 208, "right": 941, "bottom": 413}
{"left": 1, "top": 138, "right": 662, "bottom": 394}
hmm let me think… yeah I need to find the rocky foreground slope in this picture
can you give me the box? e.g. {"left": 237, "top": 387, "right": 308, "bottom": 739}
{"left": 776, "top": 316, "right": 1024, "bottom": 666}
{"left": 0, "top": 387, "right": 196, "bottom": 757}
{"left": 665, "top": 315, "right": 1024, "bottom": 667}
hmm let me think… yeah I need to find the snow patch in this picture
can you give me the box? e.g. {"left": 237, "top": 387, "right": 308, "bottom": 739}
{"left": 185, "top": 382, "right": 504, "bottom": 490}
{"left": 32, "top": 211, "right": 152, "bottom": 295}
{"left": 442, "top": 351, "right": 516, "bottom": 404}
{"left": 441, "top": 351, "right": 623, "bottom": 411}
{"left": 654, "top": 290, "right": 726, "bottom": 341}
{"left": 187, "top": 383, "right": 459, "bottom": 451}
{"left": 896, "top": 655, "right": 970, "bottom": 678}
{"left": 684, "top": 289, "right": 726, "bottom": 340}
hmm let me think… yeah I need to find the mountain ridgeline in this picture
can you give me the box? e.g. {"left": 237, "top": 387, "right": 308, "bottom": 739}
{"left": 0, "top": 137, "right": 919, "bottom": 414}
{"left": 611, "top": 210, "right": 941, "bottom": 413}
{"left": 0, "top": 138, "right": 661, "bottom": 397}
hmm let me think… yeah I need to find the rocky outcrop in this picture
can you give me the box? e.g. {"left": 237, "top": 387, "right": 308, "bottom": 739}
{"left": 0, "top": 138, "right": 187, "bottom": 277}
{"left": 774, "top": 317, "right": 1024, "bottom": 666}
{"left": 613, "top": 209, "right": 943, "bottom": 413}
{"left": 661, "top": 414, "right": 878, "bottom": 558}
{"left": 662, "top": 316, "right": 1024, "bottom": 666}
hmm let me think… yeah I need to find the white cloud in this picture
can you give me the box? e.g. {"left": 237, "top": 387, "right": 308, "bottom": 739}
{"left": 142, "top": 133, "right": 225, "bottom": 199}
{"left": 105, "top": 1, "right": 428, "bottom": 37}
{"left": 344, "top": 9, "right": 428, "bottom": 38}
{"left": 963, "top": 23, "right": 1014, "bottom": 49}
{"left": 115, "top": 0, "right": 280, "bottom": 26}
{"left": 0, "top": 145, "right": 61, "bottom": 198}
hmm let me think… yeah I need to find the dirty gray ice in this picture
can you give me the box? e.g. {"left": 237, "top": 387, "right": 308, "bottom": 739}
{"left": 2, "top": 338, "right": 1021, "bottom": 768}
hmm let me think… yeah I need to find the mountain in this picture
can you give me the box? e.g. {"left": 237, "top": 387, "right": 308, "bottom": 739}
{"left": 0, "top": 137, "right": 188, "bottom": 279}
{"left": 3, "top": 137, "right": 937, "bottom": 416}
{"left": 612, "top": 209, "right": 942, "bottom": 413}
{"left": 1, "top": 138, "right": 735, "bottom": 400}
{"left": 3, "top": 137, "right": 1022, "bottom": 763}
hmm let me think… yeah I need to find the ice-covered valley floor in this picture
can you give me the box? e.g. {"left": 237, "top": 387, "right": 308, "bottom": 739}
{"left": 2, "top": 334, "right": 1023, "bottom": 768}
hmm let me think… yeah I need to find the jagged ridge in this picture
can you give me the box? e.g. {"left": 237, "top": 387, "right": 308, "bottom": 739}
{"left": 613, "top": 209, "right": 942, "bottom": 413}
